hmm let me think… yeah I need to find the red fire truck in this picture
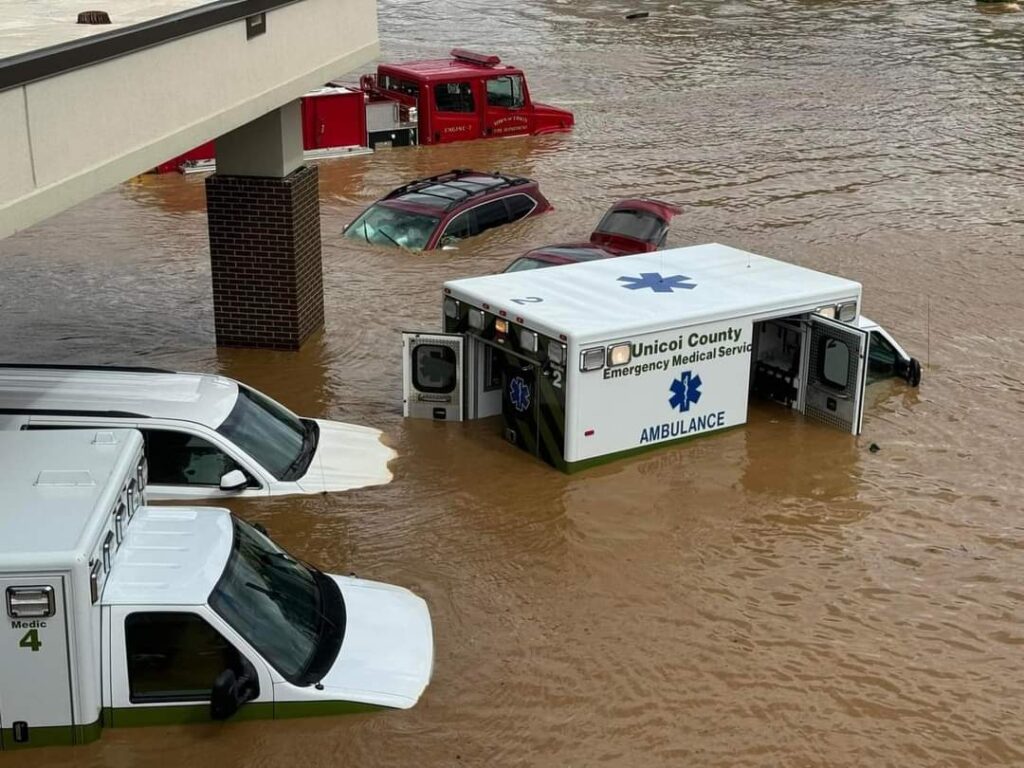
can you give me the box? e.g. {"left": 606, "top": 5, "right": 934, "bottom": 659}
{"left": 157, "top": 49, "right": 575, "bottom": 173}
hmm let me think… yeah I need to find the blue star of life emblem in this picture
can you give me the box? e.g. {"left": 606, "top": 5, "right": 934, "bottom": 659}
{"left": 509, "top": 376, "right": 531, "bottom": 413}
{"left": 618, "top": 272, "right": 696, "bottom": 293}
{"left": 669, "top": 370, "right": 703, "bottom": 412}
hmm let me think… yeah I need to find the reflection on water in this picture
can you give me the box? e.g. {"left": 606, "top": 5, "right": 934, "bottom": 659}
{"left": 2, "top": 0, "right": 1024, "bottom": 765}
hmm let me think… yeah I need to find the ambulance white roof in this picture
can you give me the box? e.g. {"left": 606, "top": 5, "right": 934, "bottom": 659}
{"left": 0, "top": 366, "right": 241, "bottom": 428}
{"left": 445, "top": 243, "right": 862, "bottom": 343}
{"left": 103, "top": 506, "right": 233, "bottom": 606}
{"left": 0, "top": 429, "right": 141, "bottom": 568}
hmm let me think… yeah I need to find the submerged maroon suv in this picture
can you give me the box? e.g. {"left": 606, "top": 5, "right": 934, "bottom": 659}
{"left": 343, "top": 169, "right": 551, "bottom": 251}
{"left": 502, "top": 198, "right": 681, "bottom": 272}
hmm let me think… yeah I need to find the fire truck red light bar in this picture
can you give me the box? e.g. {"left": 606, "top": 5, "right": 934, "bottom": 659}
{"left": 450, "top": 49, "right": 501, "bottom": 67}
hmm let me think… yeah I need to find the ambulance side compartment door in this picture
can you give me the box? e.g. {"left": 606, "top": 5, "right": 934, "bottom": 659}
{"left": 106, "top": 605, "right": 274, "bottom": 726}
{"left": 802, "top": 315, "right": 870, "bottom": 435}
{"left": 402, "top": 332, "right": 465, "bottom": 421}
{"left": 0, "top": 575, "right": 74, "bottom": 749}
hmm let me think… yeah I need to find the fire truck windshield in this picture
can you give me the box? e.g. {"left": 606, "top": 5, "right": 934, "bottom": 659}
{"left": 345, "top": 204, "right": 440, "bottom": 251}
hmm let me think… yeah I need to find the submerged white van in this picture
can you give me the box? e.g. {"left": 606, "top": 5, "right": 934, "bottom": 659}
{"left": 0, "top": 366, "right": 395, "bottom": 500}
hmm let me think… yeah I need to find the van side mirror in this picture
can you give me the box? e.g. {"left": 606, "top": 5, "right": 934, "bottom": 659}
{"left": 220, "top": 469, "right": 248, "bottom": 491}
{"left": 210, "top": 668, "right": 257, "bottom": 720}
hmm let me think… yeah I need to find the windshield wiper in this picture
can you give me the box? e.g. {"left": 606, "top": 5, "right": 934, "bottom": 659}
{"left": 377, "top": 226, "right": 402, "bottom": 248}
{"left": 244, "top": 581, "right": 275, "bottom": 598}
{"left": 282, "top": 419, "right": 318, "bottom": 481}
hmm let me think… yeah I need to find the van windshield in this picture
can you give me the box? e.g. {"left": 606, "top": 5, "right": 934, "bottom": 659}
{"left": 216, "top": 386, "right": 317, "bottom": 481}
{"left": 209, "top": 518, "right": 345, "bottom": 686}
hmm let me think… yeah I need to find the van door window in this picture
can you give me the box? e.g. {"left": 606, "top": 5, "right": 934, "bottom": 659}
{"left": 125, "top": 612, "right": 245, "bottom": 703}
{"left": 413, "top": 344, "right": 458, "bottom": 394}
{"left": 142, "top": 430, "right": 250, "bottom": 487}
{"left": 434, "top": 82, "right": 475, "bottom": 113}
{"left": 485, "top": 75, "right": 524, "bottom": 108}
{"left": 820, "top": 338, "right": 851, "bottom": 388}
{"left": 474, "top": 200, "right": 512, "bottom": 234}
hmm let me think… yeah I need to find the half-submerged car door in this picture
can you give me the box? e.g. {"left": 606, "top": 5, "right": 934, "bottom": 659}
{"left": 402, "top": 333, "right": 464, "bottom": 420}
{"left": 802, "top": 316, "right": 870, "bottom": 435}
{"left": 589, "top": 199, "right": 682, "bottom": 254}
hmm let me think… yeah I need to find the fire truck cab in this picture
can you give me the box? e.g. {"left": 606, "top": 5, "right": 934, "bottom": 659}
{"left": 364, "top": 48, "right": 575, "bottom": 145}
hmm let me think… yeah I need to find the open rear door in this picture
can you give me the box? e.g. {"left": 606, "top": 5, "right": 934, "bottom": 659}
{"left": 803, "top": 316, "right": 869, "bottom": 435}
{"left": 402, "top": 332, "right": 464, "bottom": 420}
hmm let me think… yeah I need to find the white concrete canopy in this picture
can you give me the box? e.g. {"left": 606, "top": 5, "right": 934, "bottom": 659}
{"left": 0, "top": 0, "right": 378, "bottom": 239}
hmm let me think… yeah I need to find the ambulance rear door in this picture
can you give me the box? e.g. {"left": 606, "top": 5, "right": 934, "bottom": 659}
{"left": 1, "top": 576, "right": 75, "bottom": 749}
{"left": 802, "top": 315, "right": 870, "bottom": 435}
{"left": 402, "top": 333, "right": 465, "bottom": 421}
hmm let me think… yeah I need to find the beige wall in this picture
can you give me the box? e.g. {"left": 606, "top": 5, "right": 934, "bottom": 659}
{"left": 0, "top": 0, "right": 378, "bottom": 239}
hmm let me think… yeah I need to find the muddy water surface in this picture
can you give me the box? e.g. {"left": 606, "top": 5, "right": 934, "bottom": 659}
{"left": 2, "top": 0, "right": 1023, "bottom": 765}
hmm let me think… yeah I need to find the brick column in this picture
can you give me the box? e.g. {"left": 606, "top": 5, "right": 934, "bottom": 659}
{"left": 206, "top": 165, "right": 324, "bottom": 349}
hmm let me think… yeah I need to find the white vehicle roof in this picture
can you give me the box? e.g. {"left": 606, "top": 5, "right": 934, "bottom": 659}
{"left": 445, "top": 243, "right": 862, "bottom": 343}
{"left": 0, "top": 366, "right": 240, "bottom": 428}
{"left": 103, "top": 506, "right": 233, "bottom": 606}
{"left": 0, "top": 429, "right": 141, "bottom": 569}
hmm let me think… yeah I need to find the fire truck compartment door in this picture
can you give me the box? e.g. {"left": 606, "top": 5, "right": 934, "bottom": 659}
{"left": 802, "top": 315, "right": 869, "bottom": 435}
{"left": 403, "top": 332, "right": 465, "bottom": 421}
{"left": 1, "top": 576, "right": 74, "bottom": 748}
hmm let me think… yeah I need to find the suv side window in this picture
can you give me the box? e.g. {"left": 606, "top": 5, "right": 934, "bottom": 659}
{"left": 125, "top": 612, "right": 246, "bottom": 703}
{"left": 474, "top": 200, "right": 513, "bottom": 234}
{"left": 142, "top": 429, "right": 248, "bottom": 487}
{"left": 441, "top": 210, "right": 476, "bottom": 244}
{"left": 434, "top": 81, "right": 475, "bottom": 113}
{"left": 506, "top": 194, "right": 536, "bottom": 223}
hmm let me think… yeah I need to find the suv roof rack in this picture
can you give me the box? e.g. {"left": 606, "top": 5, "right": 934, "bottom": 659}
{"left": 383, "top": 169, "right": 531, "bottom": 210}
{"left": 0, "top": 364, "right": 176, "bottom": 374}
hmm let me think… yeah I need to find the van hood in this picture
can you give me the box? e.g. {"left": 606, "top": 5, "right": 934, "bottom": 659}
{"left": 299, "top": 419, "right": 396, "bottom": 493}
{"left": 314, "top": 575, "right": 434, "bottom": 709}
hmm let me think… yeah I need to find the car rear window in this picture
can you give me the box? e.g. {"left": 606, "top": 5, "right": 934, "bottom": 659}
{"left": 505, "top": 257, "right": 556, "bottom": 272}
{"left": 595, "top": 210, "right": 665, "bottom": 242}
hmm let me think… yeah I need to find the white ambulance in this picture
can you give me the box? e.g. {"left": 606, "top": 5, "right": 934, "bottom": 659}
{"left": 0, "top": 430, "right": 433, "bottom": 751}
{"left": 402, "top": 243, "right": 921, "bottom": 471}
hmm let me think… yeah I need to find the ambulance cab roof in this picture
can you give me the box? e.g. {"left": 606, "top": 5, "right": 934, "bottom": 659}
{"left": 0, "top": 365, "right": 241, "bottom": 428}
{"left": 102, "top": 506, "right": 233, "bottom": 606}
{"left": 444, "top": 243, "right": 862, "bottom": 343}
{"left": 0, "top": 429, "right": 142, "bottom": 567}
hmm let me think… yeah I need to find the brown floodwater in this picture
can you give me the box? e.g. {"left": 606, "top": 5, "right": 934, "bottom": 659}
{"left": 2, "top": 0, "right": 1024, "bottom": 765}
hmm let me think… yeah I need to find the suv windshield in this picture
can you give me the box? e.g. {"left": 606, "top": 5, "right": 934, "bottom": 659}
{"left": 209, "top": 518, "right": 345, "bottom": 686}
{"left": 344, "top": 204, "right": 440, "bottom": 250}
{"left": 216, "top": 386, "right": 316, "bottom": 481}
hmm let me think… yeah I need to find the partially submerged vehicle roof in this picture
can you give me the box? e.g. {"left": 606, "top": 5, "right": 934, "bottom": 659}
{"left": 381, "top": 49, "right": 523, "bottom": 83}
{"left": 381, "top": 169, "right": 534, "bottom": 213}
{"left": 446, "top": 243, "right": 862, "bottom": 343}
{"left": 103, "top": 506, "right": 233, "bottom": 606}
{"left": 0, "top": 365, "right": 240, "bottom": 428}
{"left": 0, "top": 429, "right": 142, "bottom": 568}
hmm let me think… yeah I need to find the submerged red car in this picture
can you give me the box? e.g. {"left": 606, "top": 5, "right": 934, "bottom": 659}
{"left": 344, "top": 169, "right": 552, "bottom": 251}
{"left": 502, "top": 198, "right": 681, "bottom": 272}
